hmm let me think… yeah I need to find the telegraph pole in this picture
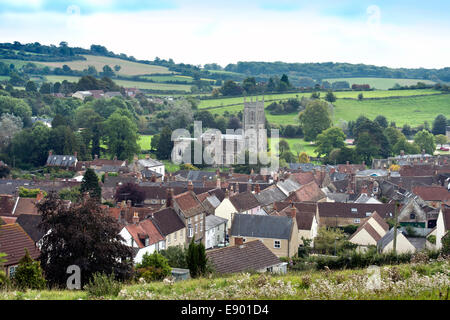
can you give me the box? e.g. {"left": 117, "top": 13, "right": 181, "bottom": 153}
{"left": 393, "top": 201, "right": 399, "bottom": 254}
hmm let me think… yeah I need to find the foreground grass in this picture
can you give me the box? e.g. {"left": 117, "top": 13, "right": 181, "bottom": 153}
{"left": 1, "top": 260, "right": 448, "bottom": 300}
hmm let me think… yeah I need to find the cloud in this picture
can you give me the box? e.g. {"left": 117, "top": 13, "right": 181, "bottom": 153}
{"left": 0, "top": 3, "right": 448, "bottom": 68}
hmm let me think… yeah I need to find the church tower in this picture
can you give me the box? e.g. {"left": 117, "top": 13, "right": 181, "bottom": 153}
{"left": 243, "top": 96, "right": 266, "bottom": 155}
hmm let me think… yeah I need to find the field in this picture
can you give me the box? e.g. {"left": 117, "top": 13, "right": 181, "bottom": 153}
{"left": 333, "top": 94, "right": 450, "bottom": 127}
{"left": 0, "top": 260, "right": 448, "bottom": 300}
{"left": 138, "top": 135, "right": 153, "bottom": 151}
{"left": 324, "top": 77, "right": 436, "bottom": 90}
{"left": 0, "top": 59, "right": 46, "bottom": 69}
{"left": 269, "top": 137, "right": 318, "bottom": 157}
{"left": 33, "top": 55, "right": 170, "bottom": 76}
{"left": 197, "top": 90, "right": 449, "bottom": 128}
{"left": 44, "top": 75, "right": 192, "bottom": 92}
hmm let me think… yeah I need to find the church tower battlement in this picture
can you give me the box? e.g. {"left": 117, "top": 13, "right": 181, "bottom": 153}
{"left": 243, "top": 96, "right": 267, "bottom": 156}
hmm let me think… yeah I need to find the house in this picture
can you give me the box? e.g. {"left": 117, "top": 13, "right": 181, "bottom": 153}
{"left": 412, "top": 186, "right": 450, "bottom": 208}
{"left": 119, "top": 216, "right": 165, "bottom": 264}
{"left": 230, "top": 213, "right": 299, "bottom": 258}
{"left": 377, "top": 228, "right": 416, "bottom": 254}
{"left": 254, "top": 185, "right": 287, "bottom": 209}
{"left": 205, "top": 215, "right": 228, "bottom": 249}
{"left": 0, "top": 223, "right": 40, "bottom": 278}
{"left": 104, "top": 91, "right": 122, "bottom": 98}
{"left": 15, "top": 214, "right": 45, "bottom": 247}
{"left": 317, "top": 202, "right": 395, "bottom": 227}
{"left": 275, "top": 202, "right": 319, "bottom": 246}
{"left": 125, "top": 87, "right": 141, "bottom": 98}
{"left": 72, "top": 91, "right": 93, "bottom": 100}
{"left": 229, "top": 191, "right": 261, "bottom": 215}
{"left": 349, "top": 211, "right": 390, "bottom": 248}
{"left": 214, "top": 191, "right": 261, "bottom": 227}
{"left": 46, "top": 151, "right": 78, "bottom": 170}
{"left": 276, "top": 179, "right": 301, "bottom": 197}
{"left": 171, "top": 186, "right": 207, "bottom": 245}
{"left": 206, "top": 240, "right": 286, "bottom": 274}
{"left": 132, "top": 156, "right": 165, "bottom": 178}
{"left": 151, "top": 207, "right": 186, "bottom": 249}
{"left": 397, "top": 198, "right": 439, "bottom": 230}
{"left": 436, "top": 206, "right": 450, "bottom": 249}
{"left": 285, "top": 181, "right": 327, "bottom": 203}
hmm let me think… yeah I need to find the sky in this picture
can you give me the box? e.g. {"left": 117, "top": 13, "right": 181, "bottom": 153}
{"left": 0, "top": 0, "right": 449, "bottom": 69}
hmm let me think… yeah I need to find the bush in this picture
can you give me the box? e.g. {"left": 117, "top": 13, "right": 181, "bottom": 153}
{"left": 136, "top": 252, "right": 172, "bottom": 282}
{"left": 84, "top": 273, "right": 122, "bottom": 298}
{"left": 13, "top": 249, "right": 46, "bottom": 290}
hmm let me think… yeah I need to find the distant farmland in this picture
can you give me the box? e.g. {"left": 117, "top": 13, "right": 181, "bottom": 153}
{"left": 324, "top": 77, "right": 436, "bottom": 90}
{"left": 33, "top": 55, "right": 170, "bottom": 76}
{"left": 44, "top": 75, "right": 193, "bottom": 92}
{"left": 333, "top": 94, "right": 450, "bottom": 127}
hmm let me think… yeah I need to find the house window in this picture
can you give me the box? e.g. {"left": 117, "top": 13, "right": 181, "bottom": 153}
{"left": 354, "top": 219, "right": 361, "bottom": 224}
{"left": 188, "top": 218, "right": 192, "bottom": 224}
{"left": 9, "top": 266, "right": 17, "bottom": 278}
{"left": 168, "top": 234, "right": 171, "bottom": 243}
{"left": 410, "top": 213, "right": 416, "bottom": 219}
{"left": 161, "top": 199, "right": 166, "bottom": 204}
{"left": 188, "top": 226, "right": 193, "bottom": 237}
{"left": 174, "top": 232, "right": 177, "bottom": 241}
{"left": 274, "top": 240, "right": 281, "bottom": 249}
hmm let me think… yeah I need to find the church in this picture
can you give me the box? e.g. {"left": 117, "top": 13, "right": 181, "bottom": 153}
{"left": 172, "top": 96, "right": 268, "bottom": 167}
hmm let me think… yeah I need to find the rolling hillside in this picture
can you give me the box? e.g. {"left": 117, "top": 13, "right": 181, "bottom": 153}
{"left": 33, "top": 55, "right": 171, "bottom": 76}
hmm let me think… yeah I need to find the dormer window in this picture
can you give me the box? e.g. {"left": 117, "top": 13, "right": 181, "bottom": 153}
{"left": 351, "top": 208, "right": 358, "bottom": 213}
{"left": 410, "top": 213, "right": 416, "bottom": 220}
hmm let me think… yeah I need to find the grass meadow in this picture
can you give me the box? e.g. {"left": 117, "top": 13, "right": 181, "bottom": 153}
{"left": 33, "top": 55, "right": 170, "bottom": 76}
{"left": 324, "top": 77, "right": 436, "bottom": 90}
{"left": 1, "top": 260, "right": 448, "bottom": 300}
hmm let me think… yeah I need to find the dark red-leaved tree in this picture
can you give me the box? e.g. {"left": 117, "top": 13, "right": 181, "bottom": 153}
{"left": 37, "top": 192, "right": 133, "bottom": 288}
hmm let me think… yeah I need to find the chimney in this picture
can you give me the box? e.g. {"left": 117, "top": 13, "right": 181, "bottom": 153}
{"left": 94, "top": 154, "right": 98, "bottom": 160}
{"left": 422, "top": 149, "right": 425, "bottom": 155}
{"left": 250, "top": 168, "right": 254, "bottom": 175}
{"left": 36, "top": 191, "right": 45, "bottom": 202}
{"left": 346, "top": 161, "right": 349, "bottom": 165}
{"left": 247, "top": 183, "right": 252, "bottom": 192}
{"left": 361, "top": 185, "right": 368, "bottom": 195}
{"left": 289, "top": 204, "right": 297, "bottom": 219}
{"left": 151, "top": 174, "right": 156, "bottom": 182}
{"left": 229, "top": 167, "right": 234, "bottom": 176}
{"left": 49, "top": 150, "right": 53, "bottom": 157}
{"left": 132, "top": 212, "right": 139, "bottom": 225}
{"left": 74, "top": 151, "right": 78, "bottom": 158}
{"left": 234, "top": 237, "right": 244, "bottom": 247}
{"left": 127, "top": 200, "right": 132, "bottom": 208}
{"left": 145, "top": 154, "right": 150, "bottom": 160}
{"left": 216, "top": 176, "right": 221, "bottom": 189}
{"left": 166, "top": 188, "right": 174, "bottom": 208}
{"left": 225, "top": 188, "right": 230, "bottom": 198}
{"left": 400, "top": 150, "right": 405, "bottom": 157}
{"left": 113, "top": 156, "right": 117, "bottom": 161}
{"left": 255, "top": 184, "right": 260, "bottom": 194}
{"left": 188, "top": 180, "right": 194, "bottom": 191}
{"left": 202, "top": 176, "right": 207, "bottom": 187}
{"left": 216, "top": 168, "right": 220, "bottom": 176}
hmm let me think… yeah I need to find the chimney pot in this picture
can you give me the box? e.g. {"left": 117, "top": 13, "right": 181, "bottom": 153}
{"left": 188, "top": 180, "right": 194, "bottom": 191}
{"left": 132, "top": 212, "right": 139, "bottom": 225}
{"left": 234, "top": 237, "right": 244, "bottom": 247}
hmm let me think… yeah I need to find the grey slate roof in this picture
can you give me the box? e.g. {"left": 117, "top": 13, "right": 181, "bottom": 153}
{"left": 15, "top": 214, "right": 45, "bottom": 243}
{"left": 277, "top": 179, "right": 301, "bottom": 195}
{"left": 46, "top": 155, "right": 77, "bottom": 167}
{"left": 205, "top": 214, "right": 227, "bottom": 231}
{"left": 255, "top": 186, "right": 287, "bottom": 207}
{"left": 230, "top": 214, "right": 293, "bottom": 240}
{"left": 377, "top": 228, "right": 396, "bottom": 251}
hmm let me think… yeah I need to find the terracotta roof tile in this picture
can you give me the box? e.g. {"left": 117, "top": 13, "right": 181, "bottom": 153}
{"left": 125, "top": 219, "right": 164, "bottom": 249}
{"left": 174, "top": 191, "right": 205, "bottom": 217}
{"left": 285, "top": 181, "right": 326, "bottom": 202}
{"left": 0, "top": 224, "right": 40, "bottom": 266}
{"left": 412, "top": 186, "right": 450, "bottom": 202}
{"left": 229, "top": 191, "right": 260, "bottom": 212}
